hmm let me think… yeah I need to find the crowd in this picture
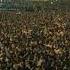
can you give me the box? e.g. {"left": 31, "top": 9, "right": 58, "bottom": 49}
{"left": 0, "top": 10, "right": 70, "bottom": 70}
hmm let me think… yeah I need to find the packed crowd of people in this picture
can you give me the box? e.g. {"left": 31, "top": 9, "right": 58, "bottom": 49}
{"left": 0, "top": 10, "right": 70, "bottom": 70}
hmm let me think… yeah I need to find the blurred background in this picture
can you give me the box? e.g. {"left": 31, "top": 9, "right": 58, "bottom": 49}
{"left": 0, "top": 0, "right": 70, "bottom": 11}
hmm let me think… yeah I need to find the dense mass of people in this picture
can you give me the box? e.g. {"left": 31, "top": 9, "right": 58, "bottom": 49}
{"left": 0, "top": 10, "right": 70, "bottom": 70}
